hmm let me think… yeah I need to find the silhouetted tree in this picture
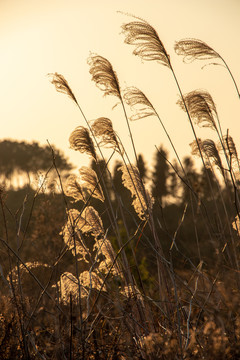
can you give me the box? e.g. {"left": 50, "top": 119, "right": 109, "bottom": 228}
{"left": 181, "top": 156, "right": 200, "bottom": 203}
{"left": 168, "top": 159, "right": 180, "bottom": 200}
{"left": 151, "top": 146, "right": 170, "bottom": 205}
{"left": 199, "top": 166, "right": 220, "bottom": 202}
{"left": 137, "top": 154, "right": 148, "bottom": 182}
{"left": 0, "top": 140, "right": 73, "bottom": 187}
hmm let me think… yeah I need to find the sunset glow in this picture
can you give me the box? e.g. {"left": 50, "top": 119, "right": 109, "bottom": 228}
{"left": 1, "top": 0, "right": 239, "bottom": 169}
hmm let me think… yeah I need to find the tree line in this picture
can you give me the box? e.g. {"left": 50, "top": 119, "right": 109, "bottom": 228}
{"left": 0, "top": 140, "right": 72, "bottom": 187}
{"left": 0, "top": 139, "right": 233, "bottom": 273}
{"left": 0, "top": 139, "right": 222, "bottom": 205}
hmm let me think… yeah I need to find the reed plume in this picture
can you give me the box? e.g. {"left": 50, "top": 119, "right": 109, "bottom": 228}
{"left": 48, "top": 72, "right": 78, "bottom": 104}
{"left": 121, "top": 18, "right": 170, "bottom": 67}
{"left": 174, "top": 38, "right": 240, "bottom": 98}
{"left": 78, "top": 166, "right": 105, "bottom": 203}
{"left": 69, "top": 126, "right": 97, "bottom": 160}
{"left": 177, "top": 90, "right": 217, "bottom": 131}
{"left": 61, "top": 209, "right": 90, "bottom": 262}
{"left": 120, "top": 14, "right": 214, "bottom": 179}
{"left": 65, "top": 174, "right": 87, "bottom": 203}
{"left": 120, "top": 164, "right": 153, "bottom": 220}
{"left": 91, "top": 117, "right": 123, "bottom": 154}
{"left": 88, "top": 54, "right": 121, "bottom": 98}
{"left": 123, "top": 86, "right": 187, "bottom": 177}
{"left": 62, "top": 206, "right": 106, "bottom": 260}
{"left": 57, "top": 272, "right": 87, "bottom": 305}
{"left": 94, "top": 238, "right": 120, "bottom": 276}
{"left": 65, "top": 168, "right": 104, "bottom": 203}
{"left": 174, "top": 39, "right": 221, "bottom": 63}
{"left": 190, "top": 138, "right": 224, "bottom": 176}
{"left": 220, "top": 134, "right": 240, "bottom": 181}
{"left": 79, "top": 270, "right": 107, "bottom": 292}
{"left": 88, "top": 53, "right": 142, "bottom": 168}
{"left": 123, "top": 86, "right": 157, "bottom": 121}
{"left": 75, "top": 206, "right": 105, "bottom": 239}
{"left": 222, "top": 135, "right": 239, "bottom": 161}
{"left": 57, "top": 271, "right": 106, "bottom": 305}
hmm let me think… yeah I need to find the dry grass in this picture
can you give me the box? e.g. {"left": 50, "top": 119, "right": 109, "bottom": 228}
{"left": 0, "top": 13, "right": 240, "bottom": 359}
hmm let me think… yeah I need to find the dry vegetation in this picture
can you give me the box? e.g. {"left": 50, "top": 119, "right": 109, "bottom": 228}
{"left": 0, "top": 14, "right": 240, "bottom": 359}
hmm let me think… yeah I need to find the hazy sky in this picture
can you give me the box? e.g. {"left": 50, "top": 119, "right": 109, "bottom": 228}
{"left": 1, "top": 0, "right": 240, "bottom": 171}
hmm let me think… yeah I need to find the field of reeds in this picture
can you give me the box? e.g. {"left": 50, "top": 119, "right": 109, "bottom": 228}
{"left": 0, "top": 14, "right": 240, "bottom": 359}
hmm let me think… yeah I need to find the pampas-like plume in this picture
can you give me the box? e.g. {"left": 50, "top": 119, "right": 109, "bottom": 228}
{"left": 57, "top": 271, "right": 106, "bottom": 305}
{"left": 221, "top": 135, "right": 240, "bottom": 180}
{"left": 63, "top": 206, "right": 104, "bottom": 240}
{"left": 88, "top": 54, "right": 121, "bottom": 98}
{"left": 91, "top": 117, "right": 123, "bottom": 154}
{"left": 79, "top": 206, "right": 105, "bottom": 238}
{"left": 78, "top": 166, "right": 105, "bottom": 202}
{"left": 62, "top": 207, "right": 105, "bottom": 259}
{"left": 65, "top": 174, "right": 87, "bottom": 203}
{"left": 58, "top": 272, "right": 87, "bottom": 305}
{"left": 190, "top": 138, "right": 203, "bottom": 157}
{"left": 190, "top": 139, "right": 224, "bottom": 176}
{"left": 174, "top": 38, "right": 240, "bottom": 98}
{"left": 174, "top": 39, "right": 221, "bottom": 63}
{"left": 79, "top": 270, "right": 107, "bottom": 292}
{"left": 65, "top": 168, "right": 104, "bottom": 203}
{"left": 120, "top": 164, "right": 153, "bottom": 220}
{"left": 121, "top": 19, "right": 170, "bottom": 67}
{"left": 61, "top": 209, "right": 90, "bottom": 262}
{"left": 48, "top": 72, "right": 78, "bottom": 104}
{"left": 123, "top": 86, "right": 157, "bottom": 121}
{"left": 190, "top": 138, "right": 212, "bottom": 169}
{"left": 69, "top": 126, "right": 97, "bottom": 160}
{"left": 222, "top": 135, "right": 239, "bottom": 161}
{"left": 177, "top": 90, "right": 217, "bottom": 130}
{"left": 94, "top": 238, "right": 120, "bottom": 276}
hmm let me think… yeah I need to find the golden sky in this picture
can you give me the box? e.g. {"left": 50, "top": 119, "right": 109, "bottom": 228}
{"left": 1, "top": 0, "right": 240, "bottom": 170}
